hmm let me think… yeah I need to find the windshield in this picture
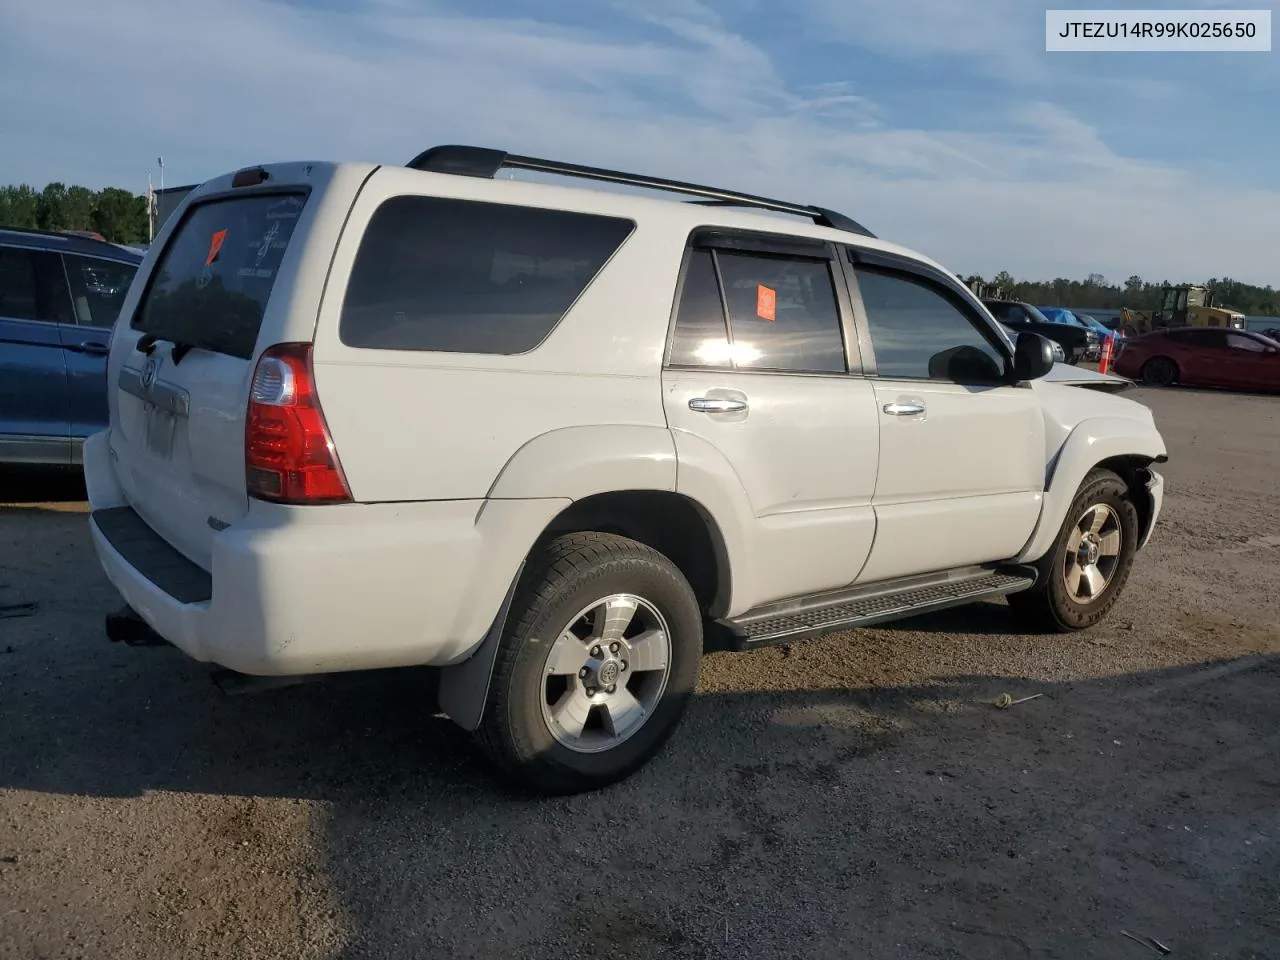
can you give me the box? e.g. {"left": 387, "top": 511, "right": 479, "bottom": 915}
{"left": 131, "top": 191, "right": 308, "bottom": 359}
{"left": 1023, "top": 304, "right": 1055, "bottom": 324}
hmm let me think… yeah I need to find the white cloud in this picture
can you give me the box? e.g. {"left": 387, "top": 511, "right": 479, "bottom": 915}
{"left": 0, "top": 0, "right": 1275, "bottom": 286}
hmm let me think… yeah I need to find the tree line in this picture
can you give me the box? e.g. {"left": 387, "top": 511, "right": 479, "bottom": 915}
{"left": 965, "top": 271, "right": 1279, "bottom": 317}
{"left": 1, "top": 182, "right": 150, "bottom": 244}
{"left": 4, "top": 179, "right": 1278, "bottom": 314}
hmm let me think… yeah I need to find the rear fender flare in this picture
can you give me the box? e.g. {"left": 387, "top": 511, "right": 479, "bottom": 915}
{"left": 486, "top": 424, "right": 677, "bottom": 500}
{"left": 1015, "top": 417, "right": 1167, "bottom": 563}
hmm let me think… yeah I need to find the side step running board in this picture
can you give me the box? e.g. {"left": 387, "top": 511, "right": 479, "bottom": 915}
{"left": 720, "top": 568, "right": 1035, "bottom": 650}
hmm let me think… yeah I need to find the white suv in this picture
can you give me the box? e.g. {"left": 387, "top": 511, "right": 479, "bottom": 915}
{"left": 84, "top": 146, "right": 1167, "bottom": 794}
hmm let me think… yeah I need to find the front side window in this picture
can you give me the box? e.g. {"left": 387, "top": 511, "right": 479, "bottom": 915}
{"left": 63, "top": 254, "right": 138, "bottom": 328}
{"left": 856, "top": 268, "right": 1006, "bottom": 383}
{"left": 1226, "top": 333, "right": 1267, "bottom": 353}
{"left": 340, "top": 196, "right": 634, "bottom": 355}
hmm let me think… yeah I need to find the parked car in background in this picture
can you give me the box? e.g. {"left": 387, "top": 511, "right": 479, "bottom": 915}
{"left": 1073, "top": 312, "right": 1124, "bottom": 353}
{"left": 1112, "top": 327, "right": 1280, "bottom": 393}
{"left": 1038, "top": 307, "right": 1102, "bottom": 362}
{"left": 0, "top": 228, "right": 142, "bottom": 466}
{"left": 982, "top": 298, "right": 1092, "bottom": 364}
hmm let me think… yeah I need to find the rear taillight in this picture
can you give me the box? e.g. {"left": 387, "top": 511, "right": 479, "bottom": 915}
{"left": 245, "top": 343, "right": 352, "bottom": 505}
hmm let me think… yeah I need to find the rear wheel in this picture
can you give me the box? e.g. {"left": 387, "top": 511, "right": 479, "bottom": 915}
{"left": 1141, "top": 356, "right": 1178, "bottom": 386}
{"left": 1008, "top": 468, "right": 1140, "bottom": 632}
{"left": 476, "top": 532, "right": 702, "bottom": 794}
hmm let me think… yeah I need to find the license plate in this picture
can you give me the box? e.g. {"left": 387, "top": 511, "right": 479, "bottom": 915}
{"left": 143, "top": 401, "right": 177, "bottom": 458}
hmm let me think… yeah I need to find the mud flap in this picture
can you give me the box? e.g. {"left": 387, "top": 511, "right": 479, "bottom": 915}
{"left": 437, "top": 563, "right": 524, "bottom": 732}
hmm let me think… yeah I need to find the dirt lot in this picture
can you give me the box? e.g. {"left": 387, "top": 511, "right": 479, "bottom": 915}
{"left": 2, "top": 385, "right": 1278, "bottom": 960}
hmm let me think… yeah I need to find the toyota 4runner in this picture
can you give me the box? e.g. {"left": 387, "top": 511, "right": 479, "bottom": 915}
{"left": 84, "top": 146, "right": 1167, "bottom": 794}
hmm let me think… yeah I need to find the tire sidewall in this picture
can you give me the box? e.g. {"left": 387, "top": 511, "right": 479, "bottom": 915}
{"left": 1045, "top": 474, "right": 1140, "bottom": 629}
{"left": 501, "top": 552, "right": 702, "bottom": 787}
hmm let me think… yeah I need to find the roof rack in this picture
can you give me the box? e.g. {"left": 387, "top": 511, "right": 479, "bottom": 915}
{"left": 405, "top": 145, "right": 876, "bottom": 239}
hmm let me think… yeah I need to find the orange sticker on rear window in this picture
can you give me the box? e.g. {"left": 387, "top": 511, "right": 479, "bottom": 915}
{"left": 205, "top": 229, "right": 228, "bottom": 266}
{"left": 756, "top": 284, "right": 777, "bottom": 322}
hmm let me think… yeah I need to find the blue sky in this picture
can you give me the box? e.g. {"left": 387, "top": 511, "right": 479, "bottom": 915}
{"left": 1, "top": 0, "right": 1276, "bottom": 285}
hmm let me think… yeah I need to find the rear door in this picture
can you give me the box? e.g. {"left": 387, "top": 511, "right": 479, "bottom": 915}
{"left": 0, "top": 245, "right": 72, "bottom": 463}
{"left": 662, "top": 234, "right": 880, "bottom": 610}
{"left": 59, "top": 253, "right": 139, "bottom": 449}
{"left": 1175, "top": 328, "right": 1228, "bottom": 384}
{"left": 846, "top": 253, "right": 1044, "bottom": 583}
{"left": 107, "top": 186, "right": 313, "bottom": 568}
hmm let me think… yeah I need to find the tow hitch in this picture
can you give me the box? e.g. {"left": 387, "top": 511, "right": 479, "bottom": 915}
{"left": 105, "top": 605, "right": 171, "bottom": 647}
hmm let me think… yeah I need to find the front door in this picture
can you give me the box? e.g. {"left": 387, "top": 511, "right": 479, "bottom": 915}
{"left": 848, "top": 259, "right": 1045, "bottom": 584}
{"left": 662, "top": 243, "right": 879, "bottom": 614}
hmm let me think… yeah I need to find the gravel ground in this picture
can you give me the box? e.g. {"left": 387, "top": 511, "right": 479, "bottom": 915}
{"left": 2, "top": 385, "right": 1278, "bottom": 960}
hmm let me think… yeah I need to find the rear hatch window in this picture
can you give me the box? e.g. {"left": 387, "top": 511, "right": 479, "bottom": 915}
{"left": 132, "top": 193, "right": 307, "bottom": 359}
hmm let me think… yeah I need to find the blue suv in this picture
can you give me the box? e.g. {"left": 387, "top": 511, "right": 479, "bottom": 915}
{"left": 0, "top": 228, "right": 142, "bottom": 466}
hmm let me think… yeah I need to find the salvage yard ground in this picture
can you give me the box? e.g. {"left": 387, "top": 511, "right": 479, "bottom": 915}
{"left": 2, "top": 384, "right": 1278, "bottom": 960}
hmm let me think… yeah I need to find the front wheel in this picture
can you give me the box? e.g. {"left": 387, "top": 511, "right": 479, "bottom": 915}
{"left": 1008, "top": 468, "right": 1140, "bottom": 632}
{"left": 476, "top": 532, "right": 703, "bottom": 794}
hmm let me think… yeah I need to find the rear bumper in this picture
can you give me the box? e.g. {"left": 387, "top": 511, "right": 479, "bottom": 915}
{"left": 83, "top": 430, "right": 566, "bottom": 676}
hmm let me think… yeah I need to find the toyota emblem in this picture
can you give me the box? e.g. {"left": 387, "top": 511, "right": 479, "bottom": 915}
{"left": 141, "top": 356, "right": 160, "bottom": 391}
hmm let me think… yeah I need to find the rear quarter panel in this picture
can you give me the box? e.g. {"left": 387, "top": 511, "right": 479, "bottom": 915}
{"left": 309, "top": 167, "right": 684, "bottom": 503}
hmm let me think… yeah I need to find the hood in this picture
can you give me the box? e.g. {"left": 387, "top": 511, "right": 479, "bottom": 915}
{"left": 1040, "top": 363, "right": 1135, "bottom": 394}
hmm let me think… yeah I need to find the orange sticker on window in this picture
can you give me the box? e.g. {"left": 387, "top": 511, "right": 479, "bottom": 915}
{"left": 205, "top": 229, "right": 228, "bottom": 266}
{"left": 756, "top": 284, "right": 777, "bottom": 322}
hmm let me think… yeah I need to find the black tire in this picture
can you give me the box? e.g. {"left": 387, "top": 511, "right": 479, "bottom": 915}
{"left": 475, "top": 532, "right": 702, "bottom": 795}
{"left": 1008, "top": 468, "right": 1140, "bottom": 633}
{"left": 1141, "top": 356, "right": 1178, "bottom": 386}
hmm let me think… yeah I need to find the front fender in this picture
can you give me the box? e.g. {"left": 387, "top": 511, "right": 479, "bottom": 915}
{"left": 1015, "top": 416, "right": 1167, "bottom": 563}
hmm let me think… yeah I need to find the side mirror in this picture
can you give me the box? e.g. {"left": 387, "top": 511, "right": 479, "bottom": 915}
{"left": 1013, "top": 331, "right": 1056, "bottom": 381}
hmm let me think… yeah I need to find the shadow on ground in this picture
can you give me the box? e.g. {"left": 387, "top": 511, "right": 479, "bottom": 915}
{"left": 0, "top": 466, "right": 88, "bottom": 505}
{"left": 2, "top": 616, "right": 1277, "bottom": 959}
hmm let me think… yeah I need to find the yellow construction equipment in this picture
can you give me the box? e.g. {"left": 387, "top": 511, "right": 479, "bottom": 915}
{"left": 1121, "top": 284, "right": 1246, "bottom": 334}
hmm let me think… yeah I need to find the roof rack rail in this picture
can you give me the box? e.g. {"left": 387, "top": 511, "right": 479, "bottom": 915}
{"left": 405, "top": 145, "right": 876, "bottom": 239}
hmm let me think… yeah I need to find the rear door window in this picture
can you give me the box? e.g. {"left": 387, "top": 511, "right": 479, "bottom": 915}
{"left": 0, "top": 246, "right": 73, "bottom": 323}
{"left": 0, "top": 247, "right": 41, "bottom": 321}
{"left": 63, "top": 254, "right": 138, "bottom": 328}
{"left": 339, "top": 196, "right": 634, "bottom": 355}
{"left": 131, "top": 193, "right": 307, "bottom": 359}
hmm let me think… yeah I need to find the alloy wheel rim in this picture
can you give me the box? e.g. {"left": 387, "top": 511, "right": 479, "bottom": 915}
{"left": 539, "top": 594, "right": 673, "bottom": 754}
{"left": 1062, "top": 503, "right": 1123, "bottom": 604}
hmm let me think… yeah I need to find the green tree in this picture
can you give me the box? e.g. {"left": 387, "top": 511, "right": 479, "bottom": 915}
{"left": 0, "top": 184, "right": 41, "bottom": 229}
{"left": 64, "top": 185, "right": 97, "bottom": 231}
{"left": 92, "top": 187, "right": 148, "bottom": 243}
{"left": 37, "top": 182, "right": 72, "bottom": 231}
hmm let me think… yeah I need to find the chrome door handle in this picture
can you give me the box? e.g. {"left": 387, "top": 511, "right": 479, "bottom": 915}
{"left": 882, "top": 402, "right": 925, "bottom": 416}
{"left": 689, "top": 397, "right": 748, "bottom": 414}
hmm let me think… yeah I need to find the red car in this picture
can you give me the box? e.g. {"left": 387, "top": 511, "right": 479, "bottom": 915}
{"left": 1112, "top": 327, "right": 1280, "bottom": 393}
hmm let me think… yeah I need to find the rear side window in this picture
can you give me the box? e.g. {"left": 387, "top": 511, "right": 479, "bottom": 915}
{"left": 0, "top": 247, "right": 39, "bottom": 321}
{"left": 63, "top": 254, "right": 138, "bottom": 328}
{"left": 132, "top": 193, "right": 307, "bottom": 359}
{"left": 339, "top": 196, "right": 634, "bottom": 355}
